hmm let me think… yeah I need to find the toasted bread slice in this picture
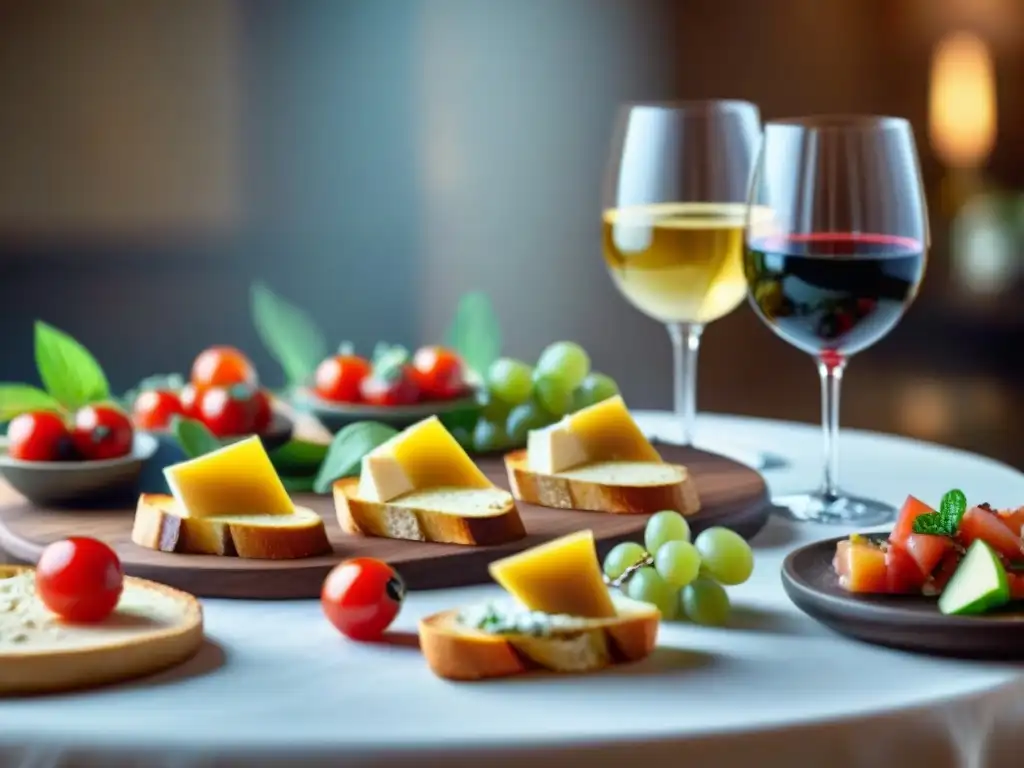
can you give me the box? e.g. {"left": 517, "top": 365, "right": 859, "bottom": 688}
{"left": 503, "top": 449, "right": 701, "bottom": 515}
{"left": 333, "top": 478, "right": 525, "bottom": 546}
{"left": 419, "top": 594, "right": 659, "bottom": 681}
{"left": 132, "top": 494, "right": 332, "bottom": 560}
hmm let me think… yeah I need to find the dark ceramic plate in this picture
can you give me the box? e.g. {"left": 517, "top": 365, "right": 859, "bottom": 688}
{"left": 292, "top": 388, "right": 480, "bottom": 433}
{"left": 782, "top": 533, "right": 1024, "bottom": 659}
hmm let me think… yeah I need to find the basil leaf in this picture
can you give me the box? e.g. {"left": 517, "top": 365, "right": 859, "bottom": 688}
{"left": 34, "top": 321, "right": 110, "bottom": 410}
{"left": 251, "top": 282, "right": 329, "bottom": 387}
{"left": 269, "top": 439, "right": 329, "bottom": 474}
{"left": 313, "top": 421, "right": 398, "bottom": 494}
{"left": 171, "top": 416, "right": 223, "bottom": 459}
{"left": 280, "top": 475, "right": 317, "bottom": 493}
{"left": 0, "top": 384, "right": 62, "bottom": 421}
{"left": 444, "top": 292, "right": 501, "bottom": 379}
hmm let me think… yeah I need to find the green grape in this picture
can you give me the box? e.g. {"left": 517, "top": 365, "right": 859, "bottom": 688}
{"left": 694, "top": 527, "right": 754, "bottom": 586}
{"left": 506, "top": 401, "right": 556, "bottom": 445}
{"left": 533, "top": 375, "right": 574, "bottom": 416}
{"left": 602, "top": 541, "right": 646, "bottom": 580}
{"left": 681, "top": 577, "right": 731, "bottom": 626}
{"left": 644, "top": 510, "right": 691, "bottom": 553}
{"left": 625, "top": 567, "right": 679, "bottom": 620}
{"left": 477, "top": 390, "right": 512, "bottom": 422}
{"left": 448, "top": 425, "right": 474, "bottom": 451}
{"left": 654, "top": 540, "right": 701, "bottom": 588}
{"left": 536, "top": 341, "right": 591, "bottom": 391}
{"left": 575, "top": 372, "right": 620, "bottom": 409}
{"left": 472, "top": 418, "right": 509, "bottom": 454}
{"left": 487, "top": 358, "right": 534, "bottom": 405}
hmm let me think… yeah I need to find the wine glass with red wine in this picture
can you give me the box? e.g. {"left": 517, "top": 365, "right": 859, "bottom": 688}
{"left": 744, "top": 115, "right": 928, "bottom": 524}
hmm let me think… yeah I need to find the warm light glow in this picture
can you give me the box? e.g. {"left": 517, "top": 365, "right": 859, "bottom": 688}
{"left": 928, "top": 31, "right": 997, "bottom": 169}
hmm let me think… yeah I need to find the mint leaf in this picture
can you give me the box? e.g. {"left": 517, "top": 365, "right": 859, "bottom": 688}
{"left": 0, "top": 384, "right": 62, "bottom": 421}
{"left": 940, "top": 488, "right": 968, "bottom": 532}
{"left": 911, "top": 488, "right": 968, "bottom": 536}
{"left": 313, "top": 421, "right": 398, "bottom": 494}
{"left": 34, "top": 321, "right": 110, "bottom": 410}
{"left": 171, "top": 416, "right": 222, "bottom": 459}
{"left": 444, "top": 292, "right": 501, "bottom": 380}
{"left": 269, "top": 439, "right": 329, "bottom": 474}
{"left": 251, "top": 282, "right": 329, "bottom": 388}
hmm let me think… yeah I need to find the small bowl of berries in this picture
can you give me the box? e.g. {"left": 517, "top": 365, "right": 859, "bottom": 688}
{"left": 129, "top": 345, "right": 293, "bottom": 453}
{"left": 294, "top": 343, "right": 480, "bottom": 433}
{"left": 0, "top": 404, "right": 158, "bottom": 507}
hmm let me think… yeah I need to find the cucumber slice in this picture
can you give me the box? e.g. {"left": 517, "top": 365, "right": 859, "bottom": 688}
{"left": 938, "top": 540, "right": 1010, "bottom": 616}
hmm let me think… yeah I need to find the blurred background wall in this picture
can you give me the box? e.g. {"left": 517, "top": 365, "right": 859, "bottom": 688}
{"left": 0, "top": 0, "right": 1021, "bottom": 465}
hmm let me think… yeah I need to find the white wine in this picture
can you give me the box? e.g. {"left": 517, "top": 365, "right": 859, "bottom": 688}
{"left": 602, "top": 202, "right": 752, "bottom": 324}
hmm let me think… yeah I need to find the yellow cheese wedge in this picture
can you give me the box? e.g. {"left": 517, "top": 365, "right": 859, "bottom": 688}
{"left": 526, "top": 395, "right": 661, "bottom": 474}
{"left": 356, "top": 416, "right": 492, "bottom": 503}
{"left": 488, "top": 529, "right": 617, "bottom": 619}
{"left": 164, "top": 436, "right": 294, "bottom": 518}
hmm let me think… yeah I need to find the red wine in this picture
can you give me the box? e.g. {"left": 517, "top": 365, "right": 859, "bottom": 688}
{"left": 744, "top": 233, "right": 926, "bottom": 358}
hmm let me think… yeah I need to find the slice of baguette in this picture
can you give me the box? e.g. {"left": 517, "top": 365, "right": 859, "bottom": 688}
{"left": 503, "top": 449, "right": 701, "bottom": 515}
{"left": 333, "top": 478, "right": 526, "bottom": 546}
{"left": 132, "top": 494, "right": 332, "bottom": 560}
{"left": 419, "top": 595, "right": 659, "bottom": 681}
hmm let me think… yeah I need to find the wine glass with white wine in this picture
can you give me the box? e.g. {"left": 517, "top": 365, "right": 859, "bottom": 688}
{"left": 602, "top": 100, "right": 765, "bottom": 458}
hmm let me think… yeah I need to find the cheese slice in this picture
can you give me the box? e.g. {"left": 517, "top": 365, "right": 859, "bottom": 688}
{"left": 526, "top": 395, "right": 661, "bottom": 474}
{"left": 488, "top": 530, "right": 616, "bottom": 619}
{"left": 163, "top": 436, "right": 294, "bottom": 518}
{"left": 356, "top": 416, "right": 492, "bottom": 503}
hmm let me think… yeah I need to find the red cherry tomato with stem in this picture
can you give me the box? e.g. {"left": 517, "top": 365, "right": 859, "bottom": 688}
{"left": 197, "top": 385, "right": 259, "bottom": 437}
{"left": 315, "top": 355, "right": 372, "bottom": 403}
{"left": 7, "top": 411, "right": 73, "bottom": 462}
{"left": 179, "top": 383, "right": 204, "bottom": 419}
{"left": 191, "top": 346, "right": 258, "bottom": 389}
{"left": 36, "top": 537, "right": 124, "bottom": 623}
{"left": 359, "top": 366, "right": 420, "bottom": 407}
{"left": 411, "top": 346, "right": 466, "bottom": 401}
{"left": 72, "top": 405, "right": 134, "bottom": 461}
{"left": 132, "top": 390, "right": 185, "bottom": 431}
{"left": 321, "top": 558, "right": 405, "bottom": 641}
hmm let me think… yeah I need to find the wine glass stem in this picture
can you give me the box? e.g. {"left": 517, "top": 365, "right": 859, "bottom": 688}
{"left": 818, "top": 357, "right": 846, "bottom": 499}
{"left": 667, "top": 322, "right": 704, "bottom": 447}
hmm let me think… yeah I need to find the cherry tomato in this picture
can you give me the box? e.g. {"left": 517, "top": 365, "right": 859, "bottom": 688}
{"left": 191, "top": 346, "right": 258, "bottom": 389}
{"left": 958, "top": 505, "right": 1024, "bottom": 561}
{"left": 179, "top": 383, "right": 204, "bottom": 419}
{"left": 132, "top": 389, "right": 185, "bottom": 430}
{"left": 411, "top": 346, "right": 466, "bottom": 401}
{"left": 359, "top": 367, "right": 420, "bottom": 407}
{"left": 889, "top": 495, "right": 936, "bottom": 546}
{"left": 884, "top": 542, "right": 926, "bottom": 594}
{"left": 7, "top": 411, "right": 74, "bottom": 462}
{"left": 251, "top": 389, "right": 273, "bottom": 433}
{"left": 196, "top": 385, "right": 258, "bottom": 437}
{"left": 321, "top": 558, "right": 405, "bottom": 641}
{"left": 72, "top": 405, "right": 134, "bottom": 461}
{"left": 36, "top": 537, "right": 123, "bottom": 623}
{"left": 314, "top": 355, "right": 371, "bottom": 403}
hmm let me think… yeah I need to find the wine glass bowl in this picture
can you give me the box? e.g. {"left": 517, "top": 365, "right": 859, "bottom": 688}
{"left": 744, "top": 115, "right": 929, "bottom": 524}
{"left": 602, "top": 100, "right": 761, "bottom": 446}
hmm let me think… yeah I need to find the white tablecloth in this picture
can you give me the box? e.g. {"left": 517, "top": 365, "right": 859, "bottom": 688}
{"left": 2, "top": 412, "right": 1023, "bottom": 768}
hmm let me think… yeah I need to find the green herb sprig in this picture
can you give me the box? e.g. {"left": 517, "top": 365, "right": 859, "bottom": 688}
{"left": 0, "top": 321, "right": 112, "bottom": 421}
{"left": 912, "top": 489, "right": 968, "bottom": 537}
{"left": 312, "top": 421, "right": 398, "bottom": 494}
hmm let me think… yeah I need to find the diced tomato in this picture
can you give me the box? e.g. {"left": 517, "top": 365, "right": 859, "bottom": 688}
{"left": 998, "top": 507, "right": 1024, "bottom": 538}
{"left": 890, "top": 495, "right": 937, "bottom": 547}
{"left": 958, "top": 505, "right": 1024, "bottom": 561}
{"left": 1007, "top": 572, "right": 1024, "bottom": 601}
{"left": 834, "top": 538, "right": 889, "bottom": 594}
{"left": 903, "top": 533, "right": 954, "bottom": 577}
{"left": 931, "top": 549, "right": 962, "bottom": 593}
{"left": 885, "top": 543, "right": 927, "bottom": 594}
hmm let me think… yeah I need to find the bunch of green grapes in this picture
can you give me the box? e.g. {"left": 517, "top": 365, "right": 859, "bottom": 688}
{"left": 461, "top": 341, "right": 621, "bottom": 454}
{"left": 602, "top": 511, "right": 754, "bottom": 626}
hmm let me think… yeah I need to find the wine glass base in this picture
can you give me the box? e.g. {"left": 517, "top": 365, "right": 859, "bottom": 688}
{"left": 774, "top": 491, "right": 895, "bottom": 526}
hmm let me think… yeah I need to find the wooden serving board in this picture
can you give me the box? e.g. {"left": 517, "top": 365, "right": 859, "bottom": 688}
{"left": 0, "top": 444, "right": 770, "bottom": 599}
